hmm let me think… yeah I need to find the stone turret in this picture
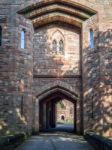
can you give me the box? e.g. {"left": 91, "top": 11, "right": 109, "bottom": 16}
{"left": 0, "top": 0, "right": 34, "bottom": 135}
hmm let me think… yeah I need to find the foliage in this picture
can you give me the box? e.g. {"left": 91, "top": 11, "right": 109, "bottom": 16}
{"left": 58, "top": 101, "right": 66, "bottom": 109}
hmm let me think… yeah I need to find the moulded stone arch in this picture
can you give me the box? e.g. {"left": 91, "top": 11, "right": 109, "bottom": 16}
{"left": 33, "top": 14, "right": 82, "bottom": 28}
{"left": 34, "top": 81, "right": 81, "bottom": 133}
{"left": 38, "top": 87, "right": 78, "bottom": 103}
{"left": 52, "top": 29, "right": 65, "bottom": 42}
{"left": 18, "top": 0, "right": 97, "bottom": 29}
{"left": 35, "top": 81, "right": 79, "bottom": 100}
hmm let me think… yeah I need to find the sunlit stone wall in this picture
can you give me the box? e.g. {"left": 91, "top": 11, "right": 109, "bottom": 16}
{"left": 82, "top": 2, "right": 112, "bottom": 137}
{"left": 33, "top": 24, "right": 81, "bottom": 88}
{"left": 0, "top": 1, "right": 34, "bottom": 135}
{"left": 0, "top": 0, "right": 111, "bottom": 137}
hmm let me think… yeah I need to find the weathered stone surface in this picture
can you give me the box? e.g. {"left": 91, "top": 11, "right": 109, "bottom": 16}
{"left": 0, "top": 0, "right": 111, "bottom": 138}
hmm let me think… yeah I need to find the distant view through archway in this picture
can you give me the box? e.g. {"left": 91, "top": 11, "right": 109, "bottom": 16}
{"left": 56, "top": 99, "right": 74, "bottom": 132}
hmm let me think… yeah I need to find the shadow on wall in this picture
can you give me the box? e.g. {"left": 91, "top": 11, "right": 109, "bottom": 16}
{"left": 33, "top": 23, "right": 82, "bottom": 133}
{"left": 33, "top": 23, "right": 112, "bottom": 137}
{"left": 0, "top": 93, "right": 31, "bottom": 136}
{"left": 0, "top": 24, "right": 111, "bottom": 137}
{"left": 33, "top": 23, "right": 81, "bottom": 77}
{"left": 0, "top": 12, "right": 34, "bottom": 136}
{"left": 83, "top": 29, "right": 112, "bottom": 137}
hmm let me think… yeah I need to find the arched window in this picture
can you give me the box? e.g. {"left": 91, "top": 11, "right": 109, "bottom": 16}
{"left": 59, "top": 40, "right": 64, "bottom": 52}
{"left": 90, "top": 29, "right": 94, "bottom": 49}
{"left": 21, "top": 29, "right": 25, "bottom": 49}
{"left": 52, "top": 40, "right": 57, "bottom": 52}
{"left": 0, "top": 26, "right": 2, "bottom": 46}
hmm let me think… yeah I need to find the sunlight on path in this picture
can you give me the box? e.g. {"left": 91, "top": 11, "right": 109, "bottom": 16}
{"left": 15, "top": 133, "right": 93, "bottom": 150}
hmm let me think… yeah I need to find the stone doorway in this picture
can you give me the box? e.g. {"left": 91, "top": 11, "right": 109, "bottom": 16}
{"left": 34, "top": 83, "right": 81, "bottom": 134}
{"left": 39, "top": 91, "right": 77, "bottom": 133}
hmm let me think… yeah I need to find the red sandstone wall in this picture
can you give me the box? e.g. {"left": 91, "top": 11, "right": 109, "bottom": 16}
{"left": 33, "top": 24, "right": 81, "bottom": 77}
{"left": 0, "top": 0, "right": 111, "bottom": 137}
{"left": 0, "top": 2, "right": 34, "bottom": 135}
{"left": 82, "top": 8, "right": 112, "bottom": 137}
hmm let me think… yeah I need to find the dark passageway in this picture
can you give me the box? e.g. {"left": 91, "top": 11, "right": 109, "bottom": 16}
{"left": 39, "top": 91, "right": 77, "bottom": 133}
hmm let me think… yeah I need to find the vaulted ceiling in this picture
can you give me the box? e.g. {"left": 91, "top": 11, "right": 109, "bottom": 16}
{"left": 18, "top": 0, "right": 97, "bottom": 28}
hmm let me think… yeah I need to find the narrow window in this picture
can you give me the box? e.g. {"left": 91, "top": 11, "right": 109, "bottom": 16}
{"left": 0, "top": 26, "right": 2, "bottom": 46}
{"left": 21, "top": 30, "right": 25, "bottom": 49}
{"left": 59, "top": 40, "right": 64, "bottom": 52}
{"left": 91, "top": 95, "right": 94, "bottom": 118}
{"left": 90, "top": 29, "right": 94, "bottom": 49}
{"left": 52, "top": 40, "right": 57, "bottom": 52}
{"left": 21, "top": 96, "right": 24, "bottom": 116}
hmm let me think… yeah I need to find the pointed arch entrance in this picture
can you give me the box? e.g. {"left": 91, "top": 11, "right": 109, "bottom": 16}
{"left": 34, "top": 83, "right": 81, "bottom": 134}
{"left": 39, "top": 90, "right": 77, "bottom": 132}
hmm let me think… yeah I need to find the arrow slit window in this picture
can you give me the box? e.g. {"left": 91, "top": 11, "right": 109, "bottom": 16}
{"left": 21, "top": 29, "right": 26, "bottom": 49}
{"left": 0, "top": 26, "right": 2, "bottom": 46}
{"left": 90, "top": 29, "right": 94, "bottom": 49}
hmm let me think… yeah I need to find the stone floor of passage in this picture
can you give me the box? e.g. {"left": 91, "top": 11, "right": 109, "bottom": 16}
{"left": 15, "top": 132, "right": 93, "bottom": 150}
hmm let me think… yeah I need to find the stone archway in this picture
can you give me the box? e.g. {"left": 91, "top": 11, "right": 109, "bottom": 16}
{"left": 34, "top": 80, "right": 79, "bottom": 98}
{"left": 39, "top": 91, "right": 77, "bottom": 132}
{"left": 34, "top": 83, "right": 81, "bottom": 134}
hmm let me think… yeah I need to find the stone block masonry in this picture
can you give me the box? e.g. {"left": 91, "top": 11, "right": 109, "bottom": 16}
{"left": 0, "top": 0, "right": 111, "bottom": 137}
